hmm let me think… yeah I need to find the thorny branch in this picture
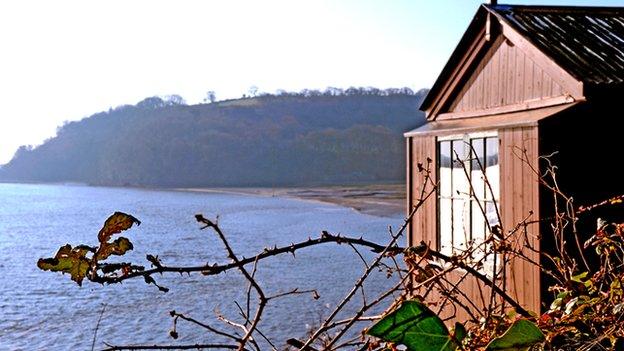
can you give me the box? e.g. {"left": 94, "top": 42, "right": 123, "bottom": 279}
{"left": 195, "top": 214, "right": 268, "bottom": 351}
{"left": 100, "top": 157, "right": 527, "bottom": 350}
{"left": 39, "top": 153, "right": 624, "bottom": 351}
{"left": 300, "top": 159, "right": 438, "bottom": 350}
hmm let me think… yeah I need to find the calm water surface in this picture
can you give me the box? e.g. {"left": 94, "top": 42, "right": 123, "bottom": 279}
{"left": 0, "top": 183, "right": 403, "bottom": 350}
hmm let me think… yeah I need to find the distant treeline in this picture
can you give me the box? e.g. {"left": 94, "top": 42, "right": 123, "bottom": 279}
{"left": 0, "top": 88, "right": 428, "bottom": 187}
{"left": 260, "top": 86, "right": 424, "bottom": 98}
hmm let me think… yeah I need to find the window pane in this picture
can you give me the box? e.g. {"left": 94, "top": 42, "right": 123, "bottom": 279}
{"left": 453, "top": 198, "right": 469, "bottom": 252}
{"left": 470, "top": 138, "right": 485, "bottom": 201}
{"left": 485, "top": 137, "right": 499, "bottom": 201}
{"left": 482, "top": 247, "right": 499, "bottom": 279}
{"left": 471, "top": 200, "right": 486, "bottom": 243}
{"left": 452, "top": 141, "right": 468, "bottom": 199}
{"left": 438, "top": 135, "right": 497, "bottom": 262}
{"left": 485, "top": 201, "right": 500, "bottom": 227}
{"left": 439, "top": 198, "right": 453, "bottom": 256}
{"left": 439, "top": 141, "right": 452, "bottom": 198}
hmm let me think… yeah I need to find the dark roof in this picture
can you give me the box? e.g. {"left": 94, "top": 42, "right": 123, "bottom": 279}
{"left": 489, "top": 4, "right": 624, "bottom": 86}
{"left": 421, "top": 4, "right": 624, "bottom": 112}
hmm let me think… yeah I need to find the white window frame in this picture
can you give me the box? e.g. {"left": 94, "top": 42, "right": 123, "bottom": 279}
{"left": 436, "top": 131, "right": 501, "bottom": 275}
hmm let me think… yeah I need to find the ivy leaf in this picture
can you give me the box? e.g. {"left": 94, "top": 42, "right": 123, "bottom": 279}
{"left": 367, "top": 300, "right": 457, "bottom": 351}
{"left": 97, "top": 212, "right": 141, "bottom": 243}
{"left": 486, "top": 319, "right": 545, "bottom": 351}
{"left": 97, "top": 237, "right": 134, "bottom": 260}
{"left": 37, "top": 244, "right": 92, "bottom": 286}
{"left": 453, "top": 322, "right": 467, "bottom": 343}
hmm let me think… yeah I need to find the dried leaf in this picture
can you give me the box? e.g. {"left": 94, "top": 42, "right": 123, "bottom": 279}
{"left": 97, "top": 237, "right": 134, "bottom": 260}
{"left": 97, "top": 212, "right": 141, "bottom": 243}
{"left": 37, "top": 244, "right": 92, "bottom": 286}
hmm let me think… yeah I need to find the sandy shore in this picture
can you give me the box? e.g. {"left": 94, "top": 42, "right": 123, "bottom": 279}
{"left": 175, "top": 183, "right": 406, "bottom": 217}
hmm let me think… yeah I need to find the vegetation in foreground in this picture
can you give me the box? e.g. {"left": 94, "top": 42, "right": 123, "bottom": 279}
{"left": 36, "top": 158, "right": 624, "bottom": 351}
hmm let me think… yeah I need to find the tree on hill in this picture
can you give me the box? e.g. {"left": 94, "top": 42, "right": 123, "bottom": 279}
{"left": 0, "top": 88, "right": 428, "bottom": 187}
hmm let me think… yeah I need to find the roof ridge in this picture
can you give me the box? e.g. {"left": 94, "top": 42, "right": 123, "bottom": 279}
{"left": 486, "top": 3, "right": 624, "bottom": 15}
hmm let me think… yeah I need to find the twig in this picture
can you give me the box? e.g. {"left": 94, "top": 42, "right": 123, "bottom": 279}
{"left": 232, "top": 302, "right": 277, "bottom": 351}
{"left": 347, "top": 242, "right": 370, "bottom": 270}
{"left": 285, "top": 339, "right": 319, "bottom": 351}
{"left": 266, "top": 288, "right": 319, "bottom": 301}
{"left": 101, "top": 343, "right": 242, "bottom": 350}
{"left": 91, "top": 303, "right": 107, "bottom": 351}
{"left": 195, "top": 214, "right": 266, "bottom": 351}
{"left": 245, "top": 257, "right": 260, "bottom": 327}
{"left": 302, "top": 179, "right": 437, "bottom": 350}
{"left": 418, "top": 242, "right": 531, "bottom": 317}
{"left": 170, "top": 310, "right": 242, "bottom": 343}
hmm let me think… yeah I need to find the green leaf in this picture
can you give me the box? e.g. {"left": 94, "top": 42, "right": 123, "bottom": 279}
{"left": 97, "top": 212, "right": 140, "bottom": 243}
{"left": 37, "top": 244, "right": 92, "bottom": 286}
{"left": 570, "top": 272, "right": 588, "bottom": 283}
{"left": 486, "top": 319, "right": 545, "bottom": 351}
{"left": 367, "top": 300, "right": 458, "bottom": 351}
{"left": 97, "top": 237, "right": 134, "bottom": 260}
{"left": 453, "top": 322, "right": 467, "bottom": 343}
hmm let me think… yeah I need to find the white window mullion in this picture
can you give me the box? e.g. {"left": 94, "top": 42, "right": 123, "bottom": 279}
{"left": 437, "top": 132, "right": 499, "bottom": 260}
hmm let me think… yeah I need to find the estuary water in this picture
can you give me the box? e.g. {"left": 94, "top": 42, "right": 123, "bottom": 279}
{"left": 0, "top": 183, "right": 404, "bottom": 350}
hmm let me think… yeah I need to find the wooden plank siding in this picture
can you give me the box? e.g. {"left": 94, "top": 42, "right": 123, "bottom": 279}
{"left": 407, "top": 127, "right": 542, "bottom": 324}
{"left": 407, "top": 136, "right": 437, "bottom": 249}
{"left": 445, "top": 37, "right": 564, "bottom": 116}
{"left": 499, "top": 126, "right": 541, "bottom": 313}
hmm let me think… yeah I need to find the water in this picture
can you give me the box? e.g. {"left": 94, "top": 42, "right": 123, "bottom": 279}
{"left": 0, "top": 183, "right": 404, "bottom": 350}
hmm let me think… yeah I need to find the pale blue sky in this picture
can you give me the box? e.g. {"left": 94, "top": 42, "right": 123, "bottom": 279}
{"left": 1, "top": 0, "right": 623, "bottom": 164}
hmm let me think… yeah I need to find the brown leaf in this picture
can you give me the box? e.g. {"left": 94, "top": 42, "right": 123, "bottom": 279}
{"left": 37, "top": 244, "right": 92, "bottom": 286}
{"left": 97, "top": 212, "right": 141, "bottom": 243}
{"left": 97, "top": 237, "right": 134, "bottom": 260}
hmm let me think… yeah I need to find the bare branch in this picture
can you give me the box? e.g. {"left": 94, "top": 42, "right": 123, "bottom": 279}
{"left": 195, "top": 214, "right": 266, "bottom": 351}
{"left": 101, "top": 343, "right": 243, "bottom": 350}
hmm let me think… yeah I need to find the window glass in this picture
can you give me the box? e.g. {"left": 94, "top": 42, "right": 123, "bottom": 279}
{"left": 471, "top": 200, "right": 486, "bottom": 243}
{"left": 470, "top": 138, "right": 485, "bottom": 201}
{"left": 451, "top": 141, "right": 468, "bottom": 200}
{"left": 438, "top": 133, "right": 499, "bottom": 261}
{"left": 439, "top": 141, "right": 452, "bottom": 198}
{"left": 485, "top": 137, "right": 499, "bottom": 201}
{"left": 453, "top": 199, "right": 468, "bottom": 252}
{"left": 485, "top": 201, "right": 500, "bottom": 227}
{"left": 439, "top": 198, "right": 452, "bottom": 255}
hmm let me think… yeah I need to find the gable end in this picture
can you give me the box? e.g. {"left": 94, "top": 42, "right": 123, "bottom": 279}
{"left": 423, "top": 5, "right": 585, "bottom": 121}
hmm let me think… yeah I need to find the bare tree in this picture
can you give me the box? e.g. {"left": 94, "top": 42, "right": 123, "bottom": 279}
{"left": 204, "top": 91, "right": 217, "bottom": 103}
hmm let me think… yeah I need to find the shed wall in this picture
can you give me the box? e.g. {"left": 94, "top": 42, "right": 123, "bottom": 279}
{"left": 407, "top": 136, "right": 437, "bottom": 249}
{"left": 499, "top": 126, "right": 541, "bottom": 312}
{"left": 407, "top": 126, "right": 542, "bottom": 323}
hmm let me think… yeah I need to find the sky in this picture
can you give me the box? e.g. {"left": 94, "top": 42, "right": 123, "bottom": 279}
{"left": 1, "top": 0, "right": 623, "bottom": 164}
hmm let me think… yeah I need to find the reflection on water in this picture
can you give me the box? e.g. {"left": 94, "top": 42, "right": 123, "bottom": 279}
{"left": 0, "top": 183, "right": 402, "bottom": 350}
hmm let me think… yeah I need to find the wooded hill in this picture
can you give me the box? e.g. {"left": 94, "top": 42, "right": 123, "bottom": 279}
{"left": 0, "top": 88, "right": 427, "bottom": 187}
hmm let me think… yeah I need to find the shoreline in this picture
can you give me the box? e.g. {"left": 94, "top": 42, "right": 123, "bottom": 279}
{"left": 0, "top": 181, "right": 407, "bottom": 218}
{"left": 175, "top": 184, "right": 406, "bottom": 218}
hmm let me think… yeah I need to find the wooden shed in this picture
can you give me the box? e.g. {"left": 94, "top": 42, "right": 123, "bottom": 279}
{"left": 406, "top": 4, "right": 624, "bottom": 321}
